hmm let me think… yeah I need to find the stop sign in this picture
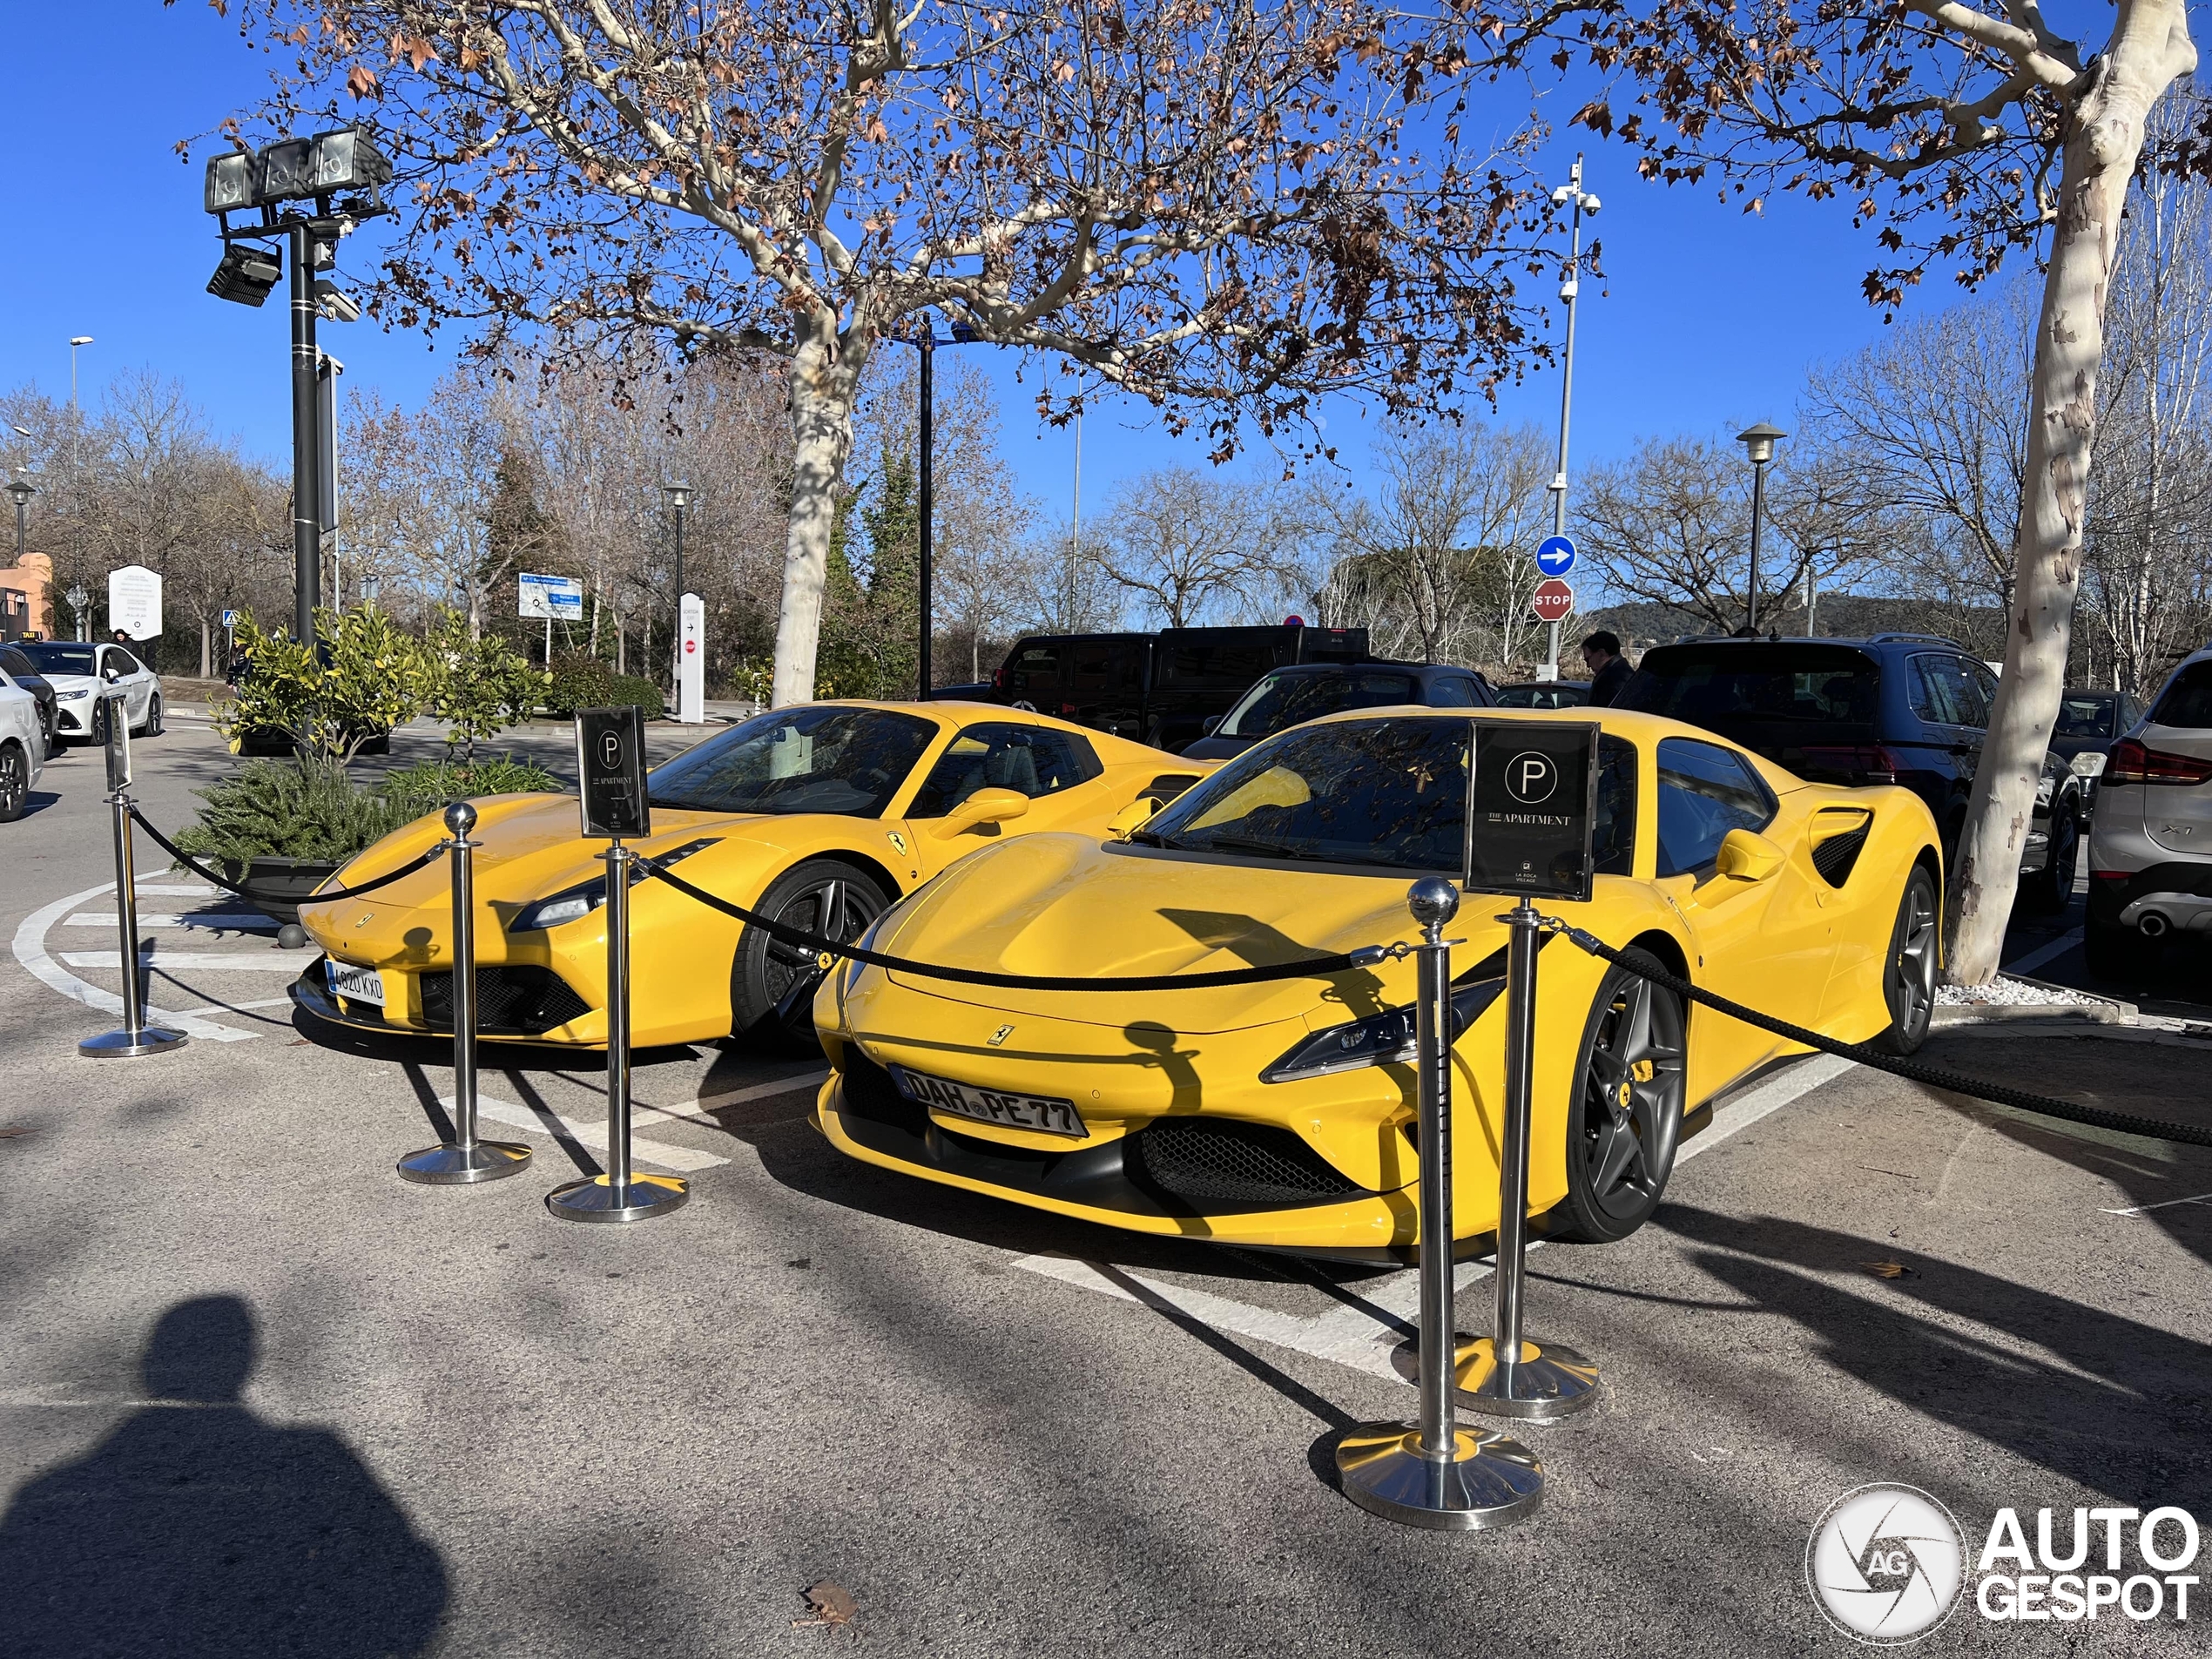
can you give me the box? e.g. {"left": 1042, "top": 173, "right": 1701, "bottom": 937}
{"left": 1530, "top": 578, "right": 1575, "bottom": 623}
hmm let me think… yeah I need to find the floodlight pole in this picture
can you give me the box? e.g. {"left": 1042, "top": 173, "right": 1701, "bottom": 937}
{"left": 289, "top": 223, "right": 321, "bottom": 644}
{"left": 918, "top": 334, "right": 934, "bottom": 699}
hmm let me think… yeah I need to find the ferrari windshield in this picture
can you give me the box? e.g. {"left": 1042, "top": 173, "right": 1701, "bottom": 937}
{"left": 648, "top": 706, "right": 935, "bottom": 816}
{"left": 12, "top": 642, "right": 97, "bottom": 676}
{"left": 1137, "top": 718, "right": 1468, "bottom": 870}
{"left": 1218, "top": 671, "right": 1421, "bottom": 738}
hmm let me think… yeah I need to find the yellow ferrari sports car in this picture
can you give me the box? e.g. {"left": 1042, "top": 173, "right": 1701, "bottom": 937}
{"left": 814, "top": 705, "right": 1943, "bottom": 1260}
{"left": 291, "top": 702, "right": 1207, "bottom": 1050}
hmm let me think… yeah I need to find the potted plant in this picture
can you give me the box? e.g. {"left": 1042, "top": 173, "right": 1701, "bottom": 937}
{"left": 170, "top": 759, "right": 423, "bottom": 927}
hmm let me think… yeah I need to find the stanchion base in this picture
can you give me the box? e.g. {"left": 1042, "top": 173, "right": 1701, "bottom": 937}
{"left": 1451, "top": 1336, "right": 1602, "bottom": 1422}
{"left": 397, "top": 1140, "right": 534, "bottom": 1185}
{"left": 545, "top": 1172, "right": 689, "bottom": 1224}
{"left": 1333, "top": 1422, "right": 1544, "bottom": 1530}
{"left": 79, "top": 1027, "right": 189, "bottom": 1060}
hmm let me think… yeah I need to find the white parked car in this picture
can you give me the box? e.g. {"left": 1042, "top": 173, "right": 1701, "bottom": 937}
{"left": 2087, "top": 644, "right": 2212, "bottom": 975}
{"left": 0, "top": 664, "right": 46, "bottom": 821}
{"left": 10, "top": 639, "right": 165, "bottom": 744}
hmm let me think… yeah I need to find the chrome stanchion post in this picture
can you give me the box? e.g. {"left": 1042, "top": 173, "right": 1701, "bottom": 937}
{"left": 398, "top": 801, "right": 532, "bottom": 1184}
{"left": 79, "top": 790, "right": 187, "bottom": 1059}
{"left": 546, "top": 838, "right": 688, "bottom": 1223}
{"left": 1333, "top": 878, "right": 1543, "bottom": 1530}
{"left": 1457, "top": 901, "right": 1602, "bottom": 1420}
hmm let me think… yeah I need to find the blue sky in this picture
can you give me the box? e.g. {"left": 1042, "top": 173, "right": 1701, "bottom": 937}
{"left": 0, "top": 2, "right": 1952, "bottom": 548}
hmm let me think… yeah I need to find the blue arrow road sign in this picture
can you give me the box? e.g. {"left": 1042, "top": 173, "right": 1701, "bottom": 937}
{"left": 1535, "top": 536, "right": 1576, "bottom": 577}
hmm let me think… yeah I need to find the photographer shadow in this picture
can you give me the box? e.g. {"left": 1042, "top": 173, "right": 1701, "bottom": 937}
{"left": 0, "top": 1295, "right": 448, "bottom": 1657}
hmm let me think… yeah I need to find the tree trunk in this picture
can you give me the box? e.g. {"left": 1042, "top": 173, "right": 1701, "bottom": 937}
{"left": 771, "top": 333, "right": 863, "bottom": 708}
{"left": 199, "top": 617, "right": 212, "bottom": 680}
{"left": 1947, "top": 0, "right": 2196, "bottom": 983}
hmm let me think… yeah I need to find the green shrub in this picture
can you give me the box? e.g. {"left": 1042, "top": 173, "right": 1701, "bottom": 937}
{"left": 609, "top": 674, "right": 666, "bottom": 717}
{"left": 424, "top": 610, "right": 549, "bottom": 764}
{"left": 377, "top": 752, "right": 563, "bottom": 821}
{"left": 171, "top": 759, "right": 421, "bottom": 867}
{"left": 545, "top": 651, "right": 617, "bottom": 718}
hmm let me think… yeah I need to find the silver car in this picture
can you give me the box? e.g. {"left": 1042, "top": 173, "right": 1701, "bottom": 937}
{"left": 10, "top": 639, "right": 165, "bottom": 744}
{"left": 0, "top": 664, "right": 46, "bottom": 820}
{"left": 2086, "top": 644, "right": 2212, "bottom": 974}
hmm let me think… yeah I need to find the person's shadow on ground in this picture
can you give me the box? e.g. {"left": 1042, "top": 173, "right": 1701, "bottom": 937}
{"left": 0, "top": 1295, "right": 448, "bottom": 1657}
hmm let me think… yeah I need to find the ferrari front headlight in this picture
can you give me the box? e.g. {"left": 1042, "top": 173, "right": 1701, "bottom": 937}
{"left": 1260, "top": 977, "right": 1507, "bottom": 1083}
{"left": 505, "top": 838, "right": 721, "bottom": 934}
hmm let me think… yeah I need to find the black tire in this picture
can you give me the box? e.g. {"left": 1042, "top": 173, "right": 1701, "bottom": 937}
{"left": 90, "top": 699, "right": 111, "bottom": 748}
{"left": 1872, "top": 866, "right": 1940, "bottom": 1055}
{"left": 0, "top": 741, "right": 26, "bottom": 822}
{"left": 39, "top": 710, "right": 57, "bottom": 759}
{"left": 730, "top": 859, "right": 891, "bottom": 1052}
{"left": 2019, "top": 807, "right": 2078, "bottom": 914}
{"left": 2085, "top": 915, "right": 2150, "bottom": 981}
{"left": 1554, "top": 949, "right": 1688, "bottom": 1244}
{"left": 138, "top": 693, "right": 164, "bottom": 738}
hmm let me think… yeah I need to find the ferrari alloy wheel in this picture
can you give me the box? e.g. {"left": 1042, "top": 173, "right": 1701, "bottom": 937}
{"left": 731, "top": 859, "right": 891, "bottom": 1051}
{"left": 1873, "top": 867, "right": 1940, "bottom": 1055}
{"left": 2020, "top": 807, "right": 2078, "bottom": 914}
{"left": 1556, "top": 950, "right": 1686, "bottom": 1243}
{"left": 0, "top": 742, "right": 26, "bottom": 823}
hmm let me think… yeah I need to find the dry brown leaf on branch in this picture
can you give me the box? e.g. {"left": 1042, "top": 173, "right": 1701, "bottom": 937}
{"left": 792, "top": 1581, "right": 858, "bottom": 1629}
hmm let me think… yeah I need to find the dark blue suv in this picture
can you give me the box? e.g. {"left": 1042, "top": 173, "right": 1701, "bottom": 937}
{"left": 1617, "top": 634, "right": 2084, "bottom": 911}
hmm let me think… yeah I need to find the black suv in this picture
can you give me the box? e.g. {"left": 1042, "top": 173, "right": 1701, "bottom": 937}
{"left": 1181, "top": 661, "right": 1494, "bottom": 760}
{"left": 956, "top": 624, "right": 1372, "bottom": 751}
{"left": 1617, "top": 634, "right": 2084, "bottom": 911}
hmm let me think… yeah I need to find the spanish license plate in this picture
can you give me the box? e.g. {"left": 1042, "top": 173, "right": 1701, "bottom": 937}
{"left": 329, "top": 961, "right": 386, "bottom": 1007}
{"left": 893, "top": 1066, "right": 1086, "bottom": 1138}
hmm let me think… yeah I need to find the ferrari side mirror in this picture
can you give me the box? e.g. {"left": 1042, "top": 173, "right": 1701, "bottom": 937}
{"left": 1714, "top": 828, "right": 1787, "bottom": 883}
{"left": 933, "top": 786, "right": 1031, "bottom": 839}
{"left": 1106, "top": 796, "right": 1164, "bottom": 839}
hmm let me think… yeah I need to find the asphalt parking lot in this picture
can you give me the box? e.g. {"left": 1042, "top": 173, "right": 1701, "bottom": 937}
{"left": 3, "top": 711, "right": 2209, "bottom": 1656}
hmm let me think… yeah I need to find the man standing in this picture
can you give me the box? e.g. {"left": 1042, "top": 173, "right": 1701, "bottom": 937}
{"left": 1581, "top": 631, "right": 1634, "bottom": 707}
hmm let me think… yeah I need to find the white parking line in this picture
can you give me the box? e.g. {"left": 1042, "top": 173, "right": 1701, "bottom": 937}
{"left": 450, "top": 1095, "right": 729, "bottom": 1173}
{"left": 59, "top": 951, "right": 314, "bottom": 971}
{"left": 1015, "top": 1052, "right": 1859, "bottom": 1382}
{"left": 2101, "top": 1190, "right": 2212, "bottom": 1217}
{"left": 11, "top": 883, "right": 257, "bottom": 1042}
{"left": 64, "top": 912, "right": 280, "bottom": 932}
{"left": 2006, "top": 930, "right": 2083, "bottom": 977}
{"left": 650, "top": 1069, "right": 831, "bottom": 1123}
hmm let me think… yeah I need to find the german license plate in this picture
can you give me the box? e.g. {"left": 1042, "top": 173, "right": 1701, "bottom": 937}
{"left": 329, "top": 961, "right": 386, "bottom": 1007}
{"left": 893, "top": 1066, "right": 1086, "bottom": 1138}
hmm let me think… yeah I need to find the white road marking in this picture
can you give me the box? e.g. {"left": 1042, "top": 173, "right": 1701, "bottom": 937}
{"left": 64, "top": 912, "right": 279, "bottom": 932}
{"left": 2101, "top": 1190, "right": 2212, "bottom": 1217}
{"left": 1676, "top": 1053, "right": 1855, "bottom": 1164}
{"left": 163, "top": 996, "right": 300, "bottom": 1017}
{"left": 448, "top": 1095, "right": 729, "bottom": 1173}
{"left": 132, "top": 886, "right": 221, "bottom": 898}
{"left": 1014, "top": 1052, "right": 1863, "bottom": 1381}
{"left": 10, "top": 883, "right": 256, "bottom": 1042}
{"left": 650, "top": 1069, "right": 831, "bottom": 1123}
{"left": 59, "top": 951, "right": 315, "bottom": 972}
{"left": 2006, "top": 930, "right": 2083, "bottom": 978}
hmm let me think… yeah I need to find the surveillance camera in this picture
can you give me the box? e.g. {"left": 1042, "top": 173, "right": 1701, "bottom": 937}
{"left": 1582, "top": 194, "right": 1602, "bottom": 214}
{"left": 1550, "top": 185, "right": 1571, "bottom": 205}
{"left": 314, "top": 280, "right": 362, "bottom": 324}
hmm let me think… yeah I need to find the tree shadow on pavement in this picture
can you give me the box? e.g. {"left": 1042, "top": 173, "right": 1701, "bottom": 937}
{"left": 1657, "top": 1204, "right": 2212, "bottom": 1510}
{"left": 0, "top": 1295, "right": 448, "bottom": 1657}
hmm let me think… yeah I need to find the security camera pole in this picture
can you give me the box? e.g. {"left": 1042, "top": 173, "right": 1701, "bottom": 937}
{"left": 1541, "top": 158, "right": 1599, "bottom": 684}
{"left": 200, "top": 130, "right": 394, "bottom": 647}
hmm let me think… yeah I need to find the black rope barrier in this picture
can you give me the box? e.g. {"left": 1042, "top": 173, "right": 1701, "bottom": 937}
{"left": 1541, "top": 918, "right": 2212, "bottom": 1150}
{"left": 641, "top": 860, "right": 1393, "bottom": 992}
{"left": 127, "top": 806, "right": 446, "bottom": 907}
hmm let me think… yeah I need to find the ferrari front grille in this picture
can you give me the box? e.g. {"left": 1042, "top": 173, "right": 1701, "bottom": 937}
{"left": 1125, "top": 1116, "right": 1364, "bottom": 1209}
{"left": 839, "top": 1049, "right": 928, "bottom": 1136}
{"left": 418, "top": 966, "right": 590, "bottom": 1035}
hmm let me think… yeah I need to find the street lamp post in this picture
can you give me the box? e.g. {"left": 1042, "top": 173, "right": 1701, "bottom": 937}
{"left": 662, "top": 480, "right": 691, "bottom": 698}
{"left": 892, "top": 319, "right": 980, "bottom": 698}
{"left": 1542, "top": 160, "right": 1600, "bottom": 682}
{"left": 5, "top": 477, "right": 34, "bottom": 568}
{"left": 1737, "top": 423, "right": 1787, "bottom": 635}
{"left": 200, "top": 128, "right": 392, "bottom": 648}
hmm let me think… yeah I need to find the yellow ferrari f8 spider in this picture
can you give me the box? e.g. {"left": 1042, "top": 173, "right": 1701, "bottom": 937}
{"left": 814, "top": 706, "right": 1943, "bottom": 1259}
{"left": 292, "top": 702, "right": 1205, "bottom": 1050}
